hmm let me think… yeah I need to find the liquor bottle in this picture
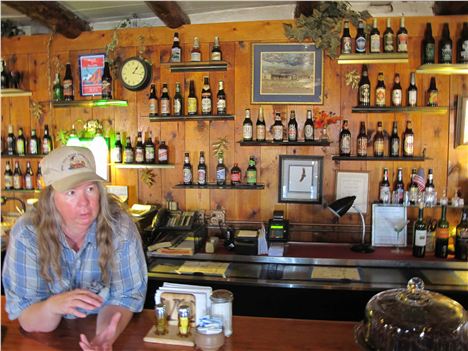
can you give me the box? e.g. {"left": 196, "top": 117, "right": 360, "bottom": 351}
{"left": 394, "top": 168, "right": 405, "bottom": 204}
{"left": 304, "top": 109, "right": 314, "bottom": 141}
{"left": 355, "top": 21, "right": 366, "bottom": 53}
{"left": 112, "top": 132, "right": 123, "bottom": 163}
{"left": 287, "top": 110, "right": 298, "bottom": 142}
{"left": 24, "top": 161, "right": 34, "bottom": 190}
{"left": 408, "top": 168, "right": 419, "bottom": 205}
{"left": 183, "top": 152, "right": 192, "bottom": 185}
{"left": 391, "top": 73, "right": 402, "bottom": 107}
{"left": 191, "top": 37, "right": 201, "bottom": 62}
{"left": 216, "top": 157, "right": 226, "bottom": 185}
{"left": 160, "top": 83, "right": 170, "bottom": 116}
{"left": 170, "top": 32, "right": 182, "bottom": 63}
{"left": 230, "top": 163, "right": 241, "bottom": 186}
{"left": 29, "top": 129, "right": 39, "bottom": 155}
{"left": 358, "top": 65, "right": 371, "bottom": 107}
{"left": 375, "top": 72, "right": 386, "bottom": 107}
{"left": 457, "top": 22, "right": 468, "bottom": 63}
{"left": 173, "top": 82, "right": 184, "bottom": 116}
{"left": 4, "top": 161, "right": 13, "bottom": 190}
{"left": 455, "top": 209, "right": 468, "bottom": 260}
{"left": 149, "top": 84, "right": 158, "bottom": 117}
{"left": 439, "top": 23, "right": 453, "bottom": 64}
{"left": 373, "top": 121, "right": 384, "bottom": 157}
{"left": 124, "top": 136, "right": 134, "bottom": 164}
{"left": 1, "top": 58, "right": 9, "bottom": 89}
{"left": 201, "top": 76, "right": 212, "bottom": 115}
{"left": 13, "top": 161, "right": 23, "bottom": 190}
{"left": 272, "top": 112, "right": 284, "bottom": 142}
{"left": 370, "top": 18, "right": 381, "bottom": 53}
{"left": 216, "top": 80, "right": 226, "bottom": 115}
{"left": 158, "top": 141, "right": 168, "bottom": 164}
{"left": 246, "top": 156, "right": 257, "bottom": 185}
{"left": 197, "top": 151, "right": 207, "bottom": 185}
{"left": 435, "top": 205, "right": 449, "bottom": 258}
{"left": 356, "top": 121, "right": 367, "bottom": 157}
{"left": 341, "top": 20, "right": 352, "bottom": 54}
{"left": 413, "top": 203, "right": 427, "bottom": 257}
{"left": 379, "top": 168, "right": 391, "bottom": 203}
{"left": 63, "top": 62, "right": 74, "bottom": 101}
{"left": 389, "top": 121, "right": 400, "bottom": 157}
{"left": 135, "top": 131, "right": 145, "bottom": 164}
{"left": 187, "top": 80, "right": 197, "bottom": 115}
{"left": 42, "top": 124, "right": 53, "bottom": 155}
{"left": 52, "top": 73, "right": 64, "bottom": 101}
{"left": 256, "top": 107, "right": 266, "bottom": 141}
{"left": 101, "top": 60, "right": 112, "bottom": 99}
{"left": 407, "top": 72, "right": 418, "bottom": 107}
{"left": 422, "top": 23, "right": 435, "bottom": 64}
{"left": 242, "top": 109, "right": 253, "bottom": 141}
{"left": 6, "top": 124, "right": 15, "bottom": 155}
{"left": 36, "top": 164, "right": 43, "bottom": 190}
{"left": 396, "top": 17, "right": 408, "bottom": 53}
{"left": 403, "top": 120, "right": 414, "bottom": 157}
{"left": 144, "top": 131, "right": 155, "bottom": 164}
{"left": 211, "top": 36, "right": 222, "bottom": 61}
{"left": 426, "top": 77, "right": 438, "bottom": 107}
{"left": 339, "top": 119, "right": 351, "bottom": 156}
{"left": 16, "top": 127, "right": 26, "bottom": 156}
{"left": 383, "top": 18, "right": 394, "bottom": 53}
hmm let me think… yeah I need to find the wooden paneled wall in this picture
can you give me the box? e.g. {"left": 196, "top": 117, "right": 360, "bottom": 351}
{"left": 2, "top": 17, "right": 467, "bottom": 241}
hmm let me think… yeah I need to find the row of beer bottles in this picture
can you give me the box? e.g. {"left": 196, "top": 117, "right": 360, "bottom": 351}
{"left": 170, "top": 33, "right": 223, "bottom": 63}
{"left": 3, "top": 124, "right": 53, "bottom": 156}
{"left": 421, "top": 22, "right": 468, "bottom": 64}
{"left": 4, "top": 160, "right": 43, "bottom": 191}
{"left": 111, "top": 131, "right": 168, "bottom": 164}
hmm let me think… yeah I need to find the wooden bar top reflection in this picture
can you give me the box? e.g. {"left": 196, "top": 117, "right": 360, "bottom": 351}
{"left": 1, "top": 297, "right": 360, "bottom": 350}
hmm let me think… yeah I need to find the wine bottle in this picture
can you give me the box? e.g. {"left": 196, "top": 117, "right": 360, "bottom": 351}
{"left": 435, "top": 205, "right": 449, "bottom": 258}
{"left": 455, "top": 209, "right": 468, "bottom": 261}
{"left": 52, "top": 72, "right": 64, "bottom": 101}
{"left": 413, "top": 203, "right": 427, "bottom": 258}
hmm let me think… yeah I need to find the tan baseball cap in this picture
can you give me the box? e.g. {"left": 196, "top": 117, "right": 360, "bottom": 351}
{"left": 40, "top": 146, "right": 106, "bottom": 192}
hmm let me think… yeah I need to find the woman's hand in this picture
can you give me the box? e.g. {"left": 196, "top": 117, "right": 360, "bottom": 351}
{"left": 79, "top": 312, "right": 122, "bottom": 351}
{"left": 46, "top": 289, "right": 103, "bottom": 318}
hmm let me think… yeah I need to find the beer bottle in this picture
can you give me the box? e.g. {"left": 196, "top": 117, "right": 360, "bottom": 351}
{"left": 375, "top": 72, "right": 386, "bottom": 107}
{"left": 422, "top": 23, "right": 435, "bottom": 64}
{"left": 242, "top": 109, "right": 253, "bottom": 141}
{"left": 149, "top": 84, "right": 158, "bottom": 117}
{"left": 197, "top": 151, "right": 207, "bottom": 185}
{"left": 426, "top": 77, "right": 438, "bottom": 107}
{"left": 389, "top": 121, "right": 400, "bottom": 157}
{"left": 341, "top": 20, "right": 352, "bottom": 54}
{"left": 144, "top": 131, "right": 155, "bottom": 164}
{"left": 191, "top": 37, "right": 201, "bottom": 62}
{"left": 408, "top": 168, "right": 419, "bottom": 205}
{"left": 13, "top": 161, "right": 23, "bottom": 190}
{"left": 158, "top": 141, "right": 168, "bottom": 164}
{"left": 216, "top": 80, "right": 226, "bottom": 115}
{"left": 6, "top": 124, "right": 15, "bottom": 155}
{"left": 24, "top": 161, "right": 34, "bottom": 190}
{"left": 112, "top": 132, "right": 123, "bottom": 163}
{"left": 160, "top": 83, "right": 170, "bottom": 116}
{"left": 124, "top": 136, "right": 134, "bottom": 164}
{"left": 370, "top": 18, "right": 381, "bottom": 53}
{"left": 29, "top": 128, "right": 39, "bottom": 155}
{"left": 373, "top": 121, "right": 384, "bottom": 157}
{"left": 403, "top": 120, "right": 414, "bottom": 157}
{"left": 393, "top": 168, "right": 405, "bottom": 204}
{"left": 396, "top": 17, "right": 408, "bottom": 53}
{"left": 230, "top": 162, "right": 242, "bottom": 186}
{"left": 187, "top": 80, "right": 197, "bottom": 115}
{"left": 407, "top": 72, "right": 418, "bottom": 107}
{"left": 272, "top": 112, "right": 284, "bottom": 142}
{"left": 52, "top": 73, "right": 64, "bottom": 101}
{"left": 63, "top": 62, "right": 74, "bottom": 101}
{"left": 211, "top": 36, "right": 222, "bottom": 61}
{"left": 456, "top": 22, "right": 468, "bottom": 64}
{"left": 425, "top": 168, "right": 436, "bottom": 204}
{"left": 170, "top": 32, "right": 182, "bottom": 63}
{"left": 183, "top": 152, "right": 192, "bottom": 185}
{"left": 16, "top": 127, "right": 26, "bottom": 156}
{"left": 36, "top": 164, "right": 43, "bottom": 190}
{"left": 201, "top": 76, "right": 212, "bottom": 115}
{"left": 216, "top": 157, "right": 226, "bottom": 186}
{"left": 135, "top": 131, "right": 145, "bottom": 164}
{"left": 383, "top": 18, "right": 394, "bottom": 53}
{"left": 1, "top": 58, "right": 9, "bottom": 89}
{"left": 256, "top": 107, "right": 266, "bottom": 142}
{"left": 355, "top": 20, "right": 366, "bottom": 53}
{"left": 42, "top": 124, "right": 53, "bottom": 155}
{"left": 101, "top": 60, "right": 112, "bottom": 99}
{"left": 455, "top": 209, "right": 468, "bottom": 260}
{"left": 4, "top": 161, "right": 13, "bottom": 190}
{"left": 339, "top": 119, "right": 351, "bottom": 156}
{"left": 304, "top": 109, "right": 314, "bottom": 141}
{"left": 413, "top": 203, "right": 427, "bottom": 258}
{"left": 439, "top": 23, "right": 453, "bottom": 64}
{"left": 246, "top": 156, "right": 257, "bottom": 185}
{"left": 287, "top": 110, "right": 298, "bottom": 142}
{"left": 435, "top": 205, "right": 449, "bottom": 258}
{"left": 173, "top": 82, "right": 184, "bottom": 116}
{"left": 358, "top": 65, "right": 370, "bottom": 107}
{"left": 356, "top": 121, "right": 367, "bottom": 157}
{"left": 391, "top": 73, "right": 402, "bottom": 107}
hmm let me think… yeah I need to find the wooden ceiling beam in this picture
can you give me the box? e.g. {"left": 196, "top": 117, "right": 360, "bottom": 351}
{"left": 3, "top": 1, "right": 91, "bottom": 39}
{"left": 145, "top": 1, "right": 190, "bottom": 29}
{"left": 433, "top": 1, "right": 468, "bottom": 15}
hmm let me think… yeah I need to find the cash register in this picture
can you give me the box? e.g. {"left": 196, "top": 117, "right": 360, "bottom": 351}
{"left": 267, "top": 210, "right": 289, "bottom": 242}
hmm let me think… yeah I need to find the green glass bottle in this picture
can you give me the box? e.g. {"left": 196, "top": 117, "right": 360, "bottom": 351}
{"left": 435, "top": 205, "right": 449, "bottom": 258}
{"left": 413, "top": 204, "right": 427, "bottom": 257}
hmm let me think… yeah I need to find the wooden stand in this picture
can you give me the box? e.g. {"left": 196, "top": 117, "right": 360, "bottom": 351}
{"left": 143, "top": 325, "right": 195, "bottom": 347}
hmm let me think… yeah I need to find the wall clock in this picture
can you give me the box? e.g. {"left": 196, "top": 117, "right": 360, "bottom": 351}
{"left": 119, "top": 56, "right": 152, "bottom": 91}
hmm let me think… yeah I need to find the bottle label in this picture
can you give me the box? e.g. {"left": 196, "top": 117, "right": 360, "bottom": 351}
{"left": 340, "top": 135, "right": 351, "bottom": 154}
{"left": 436, "top": 227, "right": 449, "bottom": 239}
{"left": 188, "top": 97, "right": 197, "bottom": 114}
{"left": 29, "top": 139, "right": 38, "bottom": 154}
{"left": 145, "top": 147, "right": 155, "bottom": 162}
{"left": 374, "top": 139, "right": 384, "bottom": 155}
{"left": 161, "top": 100, "right": 170, "bottom": 115}
{"left": 256, "top": 125, "right": 266, "bottom": 141}
{"left": 211, "top": 52, "right": 221, "bottom": 61}
{"left": 191, "top": 52, "right": 201, "bottom": 62}
{"left": 101, "top": 80, "right": 111, "bottom": 97}
{"left": 391, "top": 139, "right": 400, "bottom": 156}
{"left": 125, "top": 149, "right": 134, "bottom": 163}
{"left": 36, "top": 175, "right": 43, "bottom": 190}
{"left": 243, "top": 124, "right": 253, "bottom": 140}
{"left": 231, "top": 172, "right": 241, "bottom": 183}
{"left": 198, "top": 169, "right": 206, "bottom": 184}
{"left": 246, "top": 170, "right": 257, "bottom": 184}
{"left": 4, "top": 174, "right": 13, "bottom": 189}
{"left": 288, "top": 125, "right": 297, "bottom": 140}
{"left": 304, "top": 125, "right": 314, "bottom": 140}
{"left": 183, "top": 168, "right": 192, "bottom": 184}
{"left": 408, "top": 90, "right": 417, "bottom": 106}
{"left": 158, "top": 148, "right": 168, "bottom": 162}
{"left": 392, "top": 89, "right": 402, "bottom": 106}
{"left": 112, "top": 147, "right": 122, "bottom": 163}
{"left": 397, "top": 33, "right": 408, "bottom": 52}
{"left": 13, "top": 175, "right": 22, "bottom": 189}
{"left": 342, "top": 38, "right": 352, "bottom": 54}
{"left": 171, "top": 48, "right": 181, "bottom": 63}
{"left": 273, "top": 125, "right": 283, "bottom": 141}
{"left": 380, "top": 185, "right": 390, "bottom": 203}
{"left": 216, "top": 167, "right": 226, "bottom": 182}
{"left": 135, "top": 149, "right": 145, "bottom": 163}
{"left": 25, "top": 175, "right": 33, "bottom": 190}
{"left": 370, "top": 35, "right": 380, "bottom": 52}
{"left": 384, "top": 34, "right": 394, "bottom": 52}
{"left": 217, "top": 98, "right": 226, "bottom": 113}
{"left": 63, "top": 79, "right": 73, "bottom": 96}
{"left": 42, "top": 141, "right": 51, "bottom": 155}
{"left": 16, "top": 140, "right": 25, "bottom": 155}
{"left": 201, "top": 97, "right": 212, "bottom": 114}
{"left": 428, "top": 91, "right": 438, "bottom": 106}
{"left": 375, "top": 87, "right": 386, "bottom": 106}
{"left": 149, "top": 98, "right": 158, "bottom": 115}
{"left": 174, "top": 99, "right": 182, "bottom": 115}
{"left": 415, "top": 229, "right": 427, "bottom": 246}
{"left": 356, "top": 37, "right": 366, "bottom": 52}
{"left": 359, "top": 84, "right": 370, "bottom": 105}
{"left": 441, "top": 44, "right": 452, "bottom": 63}
{"left": 404, "top": 135, "right": 414, "bottom": 155}
{"left": 424, "top": 43, "right": 435, "bottom": 62}
{"left": 409, "top": 187, "right": 418, "bottom": 203}
{"left": 357, "top": 137, "right": 367, "bottom": 156}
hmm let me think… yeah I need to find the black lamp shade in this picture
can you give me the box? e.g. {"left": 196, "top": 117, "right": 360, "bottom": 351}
{"left": 327, "top": 196, "right": 356, "bottom": 218}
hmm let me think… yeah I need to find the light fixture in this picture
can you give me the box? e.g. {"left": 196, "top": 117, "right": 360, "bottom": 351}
{"left": 327, "top": 196, "right": 374, "bottom": 253}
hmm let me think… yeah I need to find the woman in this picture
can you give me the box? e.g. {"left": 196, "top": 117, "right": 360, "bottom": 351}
{"left": 2, "top": 146, "right": 147, "bottom": 350}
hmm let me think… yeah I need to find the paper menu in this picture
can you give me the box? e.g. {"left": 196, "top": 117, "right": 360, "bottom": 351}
{"left": 175, "top": 261, "right": 229, "bottom": 278}
{"left": 311, "top": 266, "right": 361, "bottom": 281}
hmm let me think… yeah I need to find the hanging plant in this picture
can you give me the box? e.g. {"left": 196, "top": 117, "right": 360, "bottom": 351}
{"left": 105, "top": 18, "right": 132, "bottom": 78}
{"left": 283, "top": 1, "right": 371, "bottom": 58}
{"left": 212, "top": 137, "right": 229, "bottom": 159}
{"left": 141, "top": 169, "right": 155, "bottom": 187}
{"left": 30, "top": 100, "right": 44, "bottom": 122}
{"left": 345, "top": 69, "right": 360, "bottom": 89}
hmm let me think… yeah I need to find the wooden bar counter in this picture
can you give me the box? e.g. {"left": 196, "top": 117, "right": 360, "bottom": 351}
{"left": 1, "top": 297, "right": 359, "bottom": 350}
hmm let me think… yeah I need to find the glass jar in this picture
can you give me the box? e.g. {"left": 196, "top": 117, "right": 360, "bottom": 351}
{"left": 154, "top": 303, "right": 167, "bottom": 335}
{"left": 178, "top": 304, "right": 191, "bottom": 336}
{"left": 210, "top": 289, "right": 234, "bottom": 337}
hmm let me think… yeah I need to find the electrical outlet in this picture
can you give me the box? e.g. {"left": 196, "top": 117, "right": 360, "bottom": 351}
{"left": 209, "top": 210, "right": 226, "bottom": 225}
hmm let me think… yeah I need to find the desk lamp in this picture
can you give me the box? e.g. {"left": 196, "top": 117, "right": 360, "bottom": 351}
{"left": 327, "top": 196, "right": 374, "bottom": 253}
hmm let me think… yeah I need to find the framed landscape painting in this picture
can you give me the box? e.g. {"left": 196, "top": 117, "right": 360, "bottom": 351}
{"left": 251, "top": 43, "right": 323, "bottom": 104}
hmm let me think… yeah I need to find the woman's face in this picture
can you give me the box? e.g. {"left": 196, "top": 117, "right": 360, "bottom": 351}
{"left": 53, "top": 181, "right": 101, "bottom": 234}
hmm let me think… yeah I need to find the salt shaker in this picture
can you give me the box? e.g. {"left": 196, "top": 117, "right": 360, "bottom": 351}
{"left": 210, "top": 289, "right": 233, "bottom": 337}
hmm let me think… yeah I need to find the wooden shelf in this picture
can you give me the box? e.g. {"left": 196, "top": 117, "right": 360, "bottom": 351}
{"left": 351, "top": 106, "right": 449, "bottom": 114}
{"left": 0, "top": 89, "right": 32, "bottom": 97}
{"left": 337, "top": 53, "right": 408, "bottom": 64}
{"left": 332, "top": 155, "right": 426, "bottom": 161}
{"left": 162, "top": 61, "right": 229, "bottom": 72}
{"left": 112, "top": 163, "right": 175, "bottom": 169}
{"left": 416, "top": 64, "right": 468, "bottom": 75}
{"left": 239, "top": 140, "right": 330, "bottom": 147}
{"left": 1, "top": 153, "right": 46, "bottom": 159}
{"left": 373, "top": 202, "right": 467, "bottom": 210}
{"left": 174, "top": 183, "right": 264, "bottom": 190}
{"left": 2, "top": 189, "right": 39, "bottom": 193}
{"left": 52, "top": 99, "right": 128, "bottom": 108}
{"left": 147, "top": 114, "right": 234, "bottom": 122}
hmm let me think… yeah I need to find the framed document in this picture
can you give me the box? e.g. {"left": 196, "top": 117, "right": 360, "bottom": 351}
{"left": 78, "top": 53, "right": 105, "bottom": 97}
{"left": 372, "top": 204, "right": 408, "bottom": 247}
{"left": 336, "top": 171, "right": 369, "bottom": 214}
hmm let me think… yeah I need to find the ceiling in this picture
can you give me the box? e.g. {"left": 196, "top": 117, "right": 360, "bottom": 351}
{"left": 0, "top": 1, "right": 445, "bottom": 36}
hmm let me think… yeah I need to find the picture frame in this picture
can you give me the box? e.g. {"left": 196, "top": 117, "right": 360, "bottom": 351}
{"left": 335, "top": 171, "right": 369, "bottom": 214}
{"left": 278, "top": 155, "right": 323, "bottom": 203}
{"left": 372, "top": 204, "right": 407, "bottom": 247}
{"left": 251, "top": 43, "right": 323, "bottom": 104}
{"left": 455, "top": 95, "right": 468, "bottom": 147}
{"left": 78, "top": 53, "right": 106, "bottom": 97}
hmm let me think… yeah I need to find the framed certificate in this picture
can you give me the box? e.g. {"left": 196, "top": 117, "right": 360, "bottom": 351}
{"left": 371, "top": 204, "right": 408, "bottom": 247}
{"left": 335, "top": 171, "right": 369, "bottom": 214}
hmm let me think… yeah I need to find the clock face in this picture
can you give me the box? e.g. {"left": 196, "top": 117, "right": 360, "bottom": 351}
{"left": 120, "top": 57, "right": 152, "bottom": 91}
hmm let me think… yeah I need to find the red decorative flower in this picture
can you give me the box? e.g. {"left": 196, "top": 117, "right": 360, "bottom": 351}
{"left": 313, "top": 107, "right": 343, "bottom": 129}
